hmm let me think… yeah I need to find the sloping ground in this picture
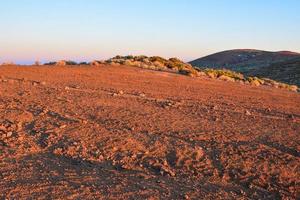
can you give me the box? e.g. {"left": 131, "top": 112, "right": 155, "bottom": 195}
{"left": 0, "top": 65, "right": 299, "bottom": 199}
{"left": 40, "top": 55, "right": 299, "bottom": 91}
{"left": 189, "top": 49, "right": 300, "bottom": 80}
{"left": 250, "top": 58, "right": 300, "bottom": 87}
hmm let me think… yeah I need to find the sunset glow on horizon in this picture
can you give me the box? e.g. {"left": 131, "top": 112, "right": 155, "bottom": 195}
{"left": 1, "top": 0, "right": 300, "bottom": 64}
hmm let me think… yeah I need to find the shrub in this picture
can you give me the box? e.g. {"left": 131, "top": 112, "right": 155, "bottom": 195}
{"left": 79, "top": 62, "right": 88, "bottom": 65}
{"left": 44, "top": 62, "right": 57, "bottom": 66}
{"left": 149, "top": 56, "right": 168, "bottom": 65}
{"left": 204, "top": 69, "right": 245, "bottom": 80}
{"left": 178, "top": 68, "right": 199, "bottom": 77}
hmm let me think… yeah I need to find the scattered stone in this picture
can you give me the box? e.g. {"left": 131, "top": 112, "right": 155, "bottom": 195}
{"left": 65, "top": 86, "right": 70, "bottom": 90}
{"left": 40, "top": 81, "right": 47, "bottom": 85}
{"left": 160, "top": 166, "right": 176, "bottom": 177}
{"left": 82, "top": 120, "right": 88, "bottom": 124}
{"left": 165, "top": 160, "right": 171, "bottom": 167}
{"left": 245, "top": 110, "right": 251, "bottom": 116}
{"left": 59, "top": 124, "right": 67, "bottom": 129}
{"left": 118, "top": 90, "right": 124, "bottom": 95}
{"left": 289, "top": 114, "right": 295, "bottom": 120}
{"left": 98, "top": 155, "right": 104, "bottom": 160}
{"left": 139, "top": 93, "right": 146, "bottom": 98}
{"left": 0, "top": 125, "right": 6, "bottom": 132}
{"left": 16, "top": 122, "right": 23, "bottom": 131}
{"left": 6, "top": 132, "right": 13, "bottom": 138}
{"left": 42, "top": 108, "right": 49, "bottom": 115}
{"left": 212, "top": 105, "right": 218, "bottom": 110}
{"left": 32, "top": 82, "right": 38, "bottom": 86}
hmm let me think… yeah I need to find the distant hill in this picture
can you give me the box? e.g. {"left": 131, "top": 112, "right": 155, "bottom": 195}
{"left": 189, "top": 49, "right": 300, "bottom": 85}
{"left": 251, "top": 57, "right": 300, "bottom": 86}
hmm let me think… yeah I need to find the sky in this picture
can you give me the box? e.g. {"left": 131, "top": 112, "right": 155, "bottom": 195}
{"left": 0, "top": 0, "right": 300, "bottom": 64}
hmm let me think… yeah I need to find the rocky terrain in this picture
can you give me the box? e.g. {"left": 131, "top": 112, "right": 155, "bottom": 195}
{"left": 0, "top": 64, "right": 299, "bottom": 199}
{"left": 189, "top": 49, "right": 300, "bottom": 86}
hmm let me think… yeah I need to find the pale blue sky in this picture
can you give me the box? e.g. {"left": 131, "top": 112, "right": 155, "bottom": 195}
{"left": 0, "top": 0, "right": 299, "bottom": 64}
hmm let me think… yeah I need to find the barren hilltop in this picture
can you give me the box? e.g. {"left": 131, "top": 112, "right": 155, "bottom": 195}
{"left": 0, "top": 62, "right": 299, "bottom": 199}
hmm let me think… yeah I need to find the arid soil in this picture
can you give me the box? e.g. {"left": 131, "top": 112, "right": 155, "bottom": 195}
{"left": 0, "top": 65, "right": 299, "bottom": 199}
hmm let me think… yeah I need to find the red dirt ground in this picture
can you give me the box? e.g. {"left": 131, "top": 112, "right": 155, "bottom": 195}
{"left": 0, "top": 65, "right": 299, "bottom": 199}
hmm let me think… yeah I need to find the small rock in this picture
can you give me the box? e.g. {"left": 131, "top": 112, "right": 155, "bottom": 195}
{"left": 65, "top": 86, "right": 70, "bottom": 90}
{"left": 131, "top": 154, "right": 137, "bottom": 159}
{"left": 32, "top": 82, "right": 38, "bottom": 86}
{"left": 59, "top": 124, "right": 67, "bottom": 129}
{"left": 167, "top": 102, "right": 173, "bottom": 106}
{"left": 40, "top": 81, "right": 47, "bottom": 85}
{"left": 98, "top": 155, "right": 104, "bottom": 160}
{"left": 0, "top": 125, "right": 6, "bottom": 132}
{"left": 6, "top": 132, "right": 13, "bottom": 137}
{"left": 139, "top": 93, "right": 146, "bottom": 98}
{"left": 118, "top": 90, "right": 124, "bottom": 95}
{"left": 112, "top": 147, "right": 118, "bottom": 151}
{"left": 42, "top": 109, "right": 49, "bottom": 115}
{"left": 16, "top": 122, "right": 23, "bottom": 131}
{"left": 245, "top": 110, "right": 251, "bottom": 116}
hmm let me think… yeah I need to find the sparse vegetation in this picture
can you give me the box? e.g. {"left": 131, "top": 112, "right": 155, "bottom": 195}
{"left": 103, "top": 55, "right": 298, "bottom": 92}
{"left": 39, "top": 55, "right": 298, "bottom": 92}
{"left": 203, "top": 68, "right": 245, "bottom": 80}
{"left": 1, "top": 62, "right": 16, "bottom": 66}
{"left": 44, "top": 61, "right": 57, "bottom": 66}
{"left": 44, "top": 60, "right": 78, "bottom": 66}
